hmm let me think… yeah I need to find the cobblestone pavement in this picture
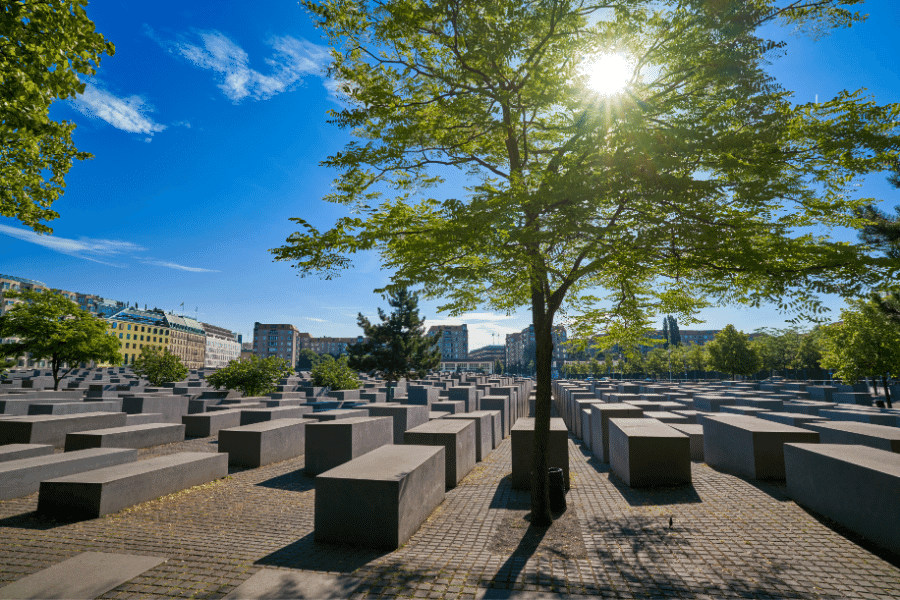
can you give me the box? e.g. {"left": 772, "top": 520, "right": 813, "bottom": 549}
{"left": 0, "top": 431, "right": 898, "bottom": 599}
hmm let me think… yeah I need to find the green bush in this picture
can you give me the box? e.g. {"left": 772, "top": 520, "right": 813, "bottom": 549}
{"left": 132, "top": 347, "right": 188, "bottom": 386}
{"left": 311, "top": 355, "right": 360, "bottom": 391}
{"left": 206, "top": 355, "right": 293, "bottom": 397}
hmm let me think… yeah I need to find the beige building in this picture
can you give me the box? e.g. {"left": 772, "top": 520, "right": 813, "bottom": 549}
{"left": 427, "top": 324, "right": 468, "bottom": 360}
{"left": 254, "top": 322, "right": 303, "bottom": 367}
{"left": 165, "top": 314, "right": 206, "bottom": 370}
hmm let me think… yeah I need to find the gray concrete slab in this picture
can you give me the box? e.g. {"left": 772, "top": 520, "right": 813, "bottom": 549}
{"left": 0, "top": 551, "right": 166, "bottom": 599}
{"left": 314, "top": 444, "right": 445, "bottom": 549}
{"left": 364, "top": 404, "right": 429, "bottom": 444}
{"left": 609, "top": 418, "right": 691, "bottom": 487}
{"left": 0, "top": 448, "right": 137, "bottom": 500}
{"left": 37, "top": 452, "right": 228, "bottom": 519}
{"left": 510, "top": 417, "right": 569, "bottom": 490}
{"left": 589, "top": 404, "right": 643, "bottom": 464}
{"left": 218, "top": 418, "right": 308, "bottom": 468}
{"left": 0, "top": 444, "right": 53, "bottom": 463}
{"left": 0, "top": 412, "right": 128, "bottom": 448}
{"left": 443, "top": 411, "right": 494, "bottom": 462}
{"left": 63, "top": 423, "right": 185, "bottom": 451}
{"left": 404, "top": 419, "right": 476, "bottom": 488}
{"left": 223, "top": 569, "right": 362, "bottom": 599}
{"left": 305, "top": 416, "right": 393, "bottom": 476}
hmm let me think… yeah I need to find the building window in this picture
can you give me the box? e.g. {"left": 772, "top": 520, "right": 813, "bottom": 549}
{"left": 126, "top": 343, "right": 130, "bottom": 349}
{"left": 126, "top": 334, "right": 130, "bottom": 340}
{"left": 127, "top": 324, "right": 131, "bottom": 330}
{"left": 112, "top": 322, "right": 117, "bottom": 329}
{"left": 119, "top": 333, "right": 123, "bottom": 339}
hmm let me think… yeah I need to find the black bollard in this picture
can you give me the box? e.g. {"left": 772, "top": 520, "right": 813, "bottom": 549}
{"left": 548, "top": 467, "right": 566, "bottom": 512}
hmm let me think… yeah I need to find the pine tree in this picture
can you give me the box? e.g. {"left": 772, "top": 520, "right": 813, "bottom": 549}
{"left": 667, "top": 316, "right": 681, "bottom": 347}
{"left": 347, "top": 288, "right": 441, "bottom": 399}
{"left": 661, "top": 318, "right": 670, "bottom": 350}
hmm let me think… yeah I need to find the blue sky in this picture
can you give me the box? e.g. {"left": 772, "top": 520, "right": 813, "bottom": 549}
{"left": 1, "top": 0, "right": 898, "bottom": 349}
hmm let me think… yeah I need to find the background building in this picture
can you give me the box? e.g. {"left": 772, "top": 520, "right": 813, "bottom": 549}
{"left": 506, "top": 324, "right": 568, "bottom": 374}
{"left": 253, "top": 322, "right": 303, "bottom": 367}
{"left": 201, "top": 322, "right": 241, "bottom": 368}
{"left": 427, "top": 324, "right": 468, "bottom": 360}
{"left": 301, "top": 335, "right": 364, "bottom": 356}
{"left": 468, "top": 344, "right": 505, "bottom": 362}
{"left": 164, "top": 313, "right": 206, "bottom": 369}
{"left": 106, "top": 308, "right": 170, "bottom": 366}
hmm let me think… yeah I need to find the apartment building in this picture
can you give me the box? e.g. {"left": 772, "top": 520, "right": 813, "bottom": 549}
{"left": 468, "top": 345, "right": 505, "bottom": 363}
{"left": 426, "top": 324, "right": 468, "bottom": 360}
{"left": 301, "top": 336, "right": 364, "bottom": 356}
{"left": 506, "top": 324, "right": 568, "bottom": 371}
{"left": 201, "top": 322, "right": 241, "bottom": 368}
{"left": 164, "top": 314, "right": 207, "bottom": 369}
{"left": 106, "top": 309, "right": 170, "bottom": 366}
{"left": 253, "top": 322, "right": 303, "bottom": 367}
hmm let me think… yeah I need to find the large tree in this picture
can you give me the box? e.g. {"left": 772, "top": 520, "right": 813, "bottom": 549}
{"left": 273, "top": 0, "right": 899, "bottom": 524}
{"left": 820, "top": 299, "right": 900, "bottom": 408}
{"left": 206, "top": 356, "right": 293, "bottom": 397}
{"left": 706, "top": 325, "right": 761, "bottom": 380}
{"left": 346, "top": 288, "right": 441, "bottom": 398}
{"left": 0, "top": 290, "right": 121, "bottom": 389}
{"left": 1, "top": 1, "right": 115, "bottom": 233}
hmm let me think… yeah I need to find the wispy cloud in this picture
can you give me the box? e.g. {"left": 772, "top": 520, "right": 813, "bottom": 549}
{"left": 71, "top": 82, "right": 167, "bottom": 136}
{"left": 303, "top": 317, "right": 329, "bottom": 323}
{"left": 149, "top": 27, "right": 330, "bottom": 103}
{"left": 0, "top": 224, "right": 219, "bottom": 272}
{"left": 139, "top": 259, "right": 220, "bottom": 273}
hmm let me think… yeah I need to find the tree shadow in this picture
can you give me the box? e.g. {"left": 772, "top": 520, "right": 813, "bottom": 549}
{"left": 604, "top": 470, "right": 703, "bottom": 506}
{"left": 255, "top": 470, "right": 316, "bottom": 493}
{"left": 255, "top": 531, "right": 391, "bottom": 573}
{"left": 795, "top": 505, "right": 900, "bottom": 570}
{"left": 702, "top": 464, "right": 792, "bottom": 502}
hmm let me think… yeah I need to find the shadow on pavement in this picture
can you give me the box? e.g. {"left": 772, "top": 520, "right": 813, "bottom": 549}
{"left": 255, "top": 531, "right": 390, "bottom": 573}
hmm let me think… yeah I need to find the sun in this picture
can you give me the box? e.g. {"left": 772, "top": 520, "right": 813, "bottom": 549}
{"left": 585, "top": 54, "right": 633, "bottom": 96}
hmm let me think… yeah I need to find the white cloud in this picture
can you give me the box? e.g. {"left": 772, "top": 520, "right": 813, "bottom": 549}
{"left": 155, "top": 29, "right": 330, "bottom": 103}
{"left": 0, "top": 224, "right": 219, "bottom": 272}
{"left": 304, "top": 317, "right": 329, "bottom": 323}
{"left": 139, "top": 259, "right": 220, "bottom": 273}
{"left": 71, "top": 83, "right": 167, "bottom": 135}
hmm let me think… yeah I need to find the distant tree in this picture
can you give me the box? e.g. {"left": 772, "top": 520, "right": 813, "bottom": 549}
{"left": 346, "top": 288, "right": 441, "bottom": 400}
{"left": 820, "top": 300, "right": 900, "bottom": 408}
{"left": 311, "top": 355, "right": 360, "bottom": 390}
{"left": 589, "top": 358, "right": 602, "bottom": 378}
{"left": 661, "top": 318, "right": 670, "bottom": 350}
{"left": 667, "top": 316, "right": 681, "bottom": 347}
{"left": 296, "top": 348, "right": 324, "bottom": 370}
{"left": 131, "top": 346, "right": 188, "bottom": 386}
{"left": 685, "top": 343, "right": 706, "bottom": 380}
{"left": 705, "top": 325, "right": 760, "bottom": 380}
{"left": 0, "top": 290, "right": 121, "bottom": 390}
{"left": 604, "top": 353, "right": 613, "bottom": 377}
{"left": 493, "top": 359, "right": 503, "bottom": 375}
{"left": 207, "top": 355, "right": 292, "bottom": 397}
{"left": 669, "top": 344, "right": 689, "bottom": 379}
{"left": 752, "top": 327, "right": 804, "bottom": 376}
{"left": 796, "top": 327, "right": 825, "bottom": 378}
{"left": 644, "top": 348, "right": 668, "bottom": 378}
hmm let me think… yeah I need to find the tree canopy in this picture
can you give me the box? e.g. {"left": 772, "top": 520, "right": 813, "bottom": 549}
{"left": 1, "top": 1, "right": 115, "bottom": 233}
{"left": 131, "top": 346, "right": 189, "bottom": 387}
{"left": 346, "top": 288, "right": 441, "bottom": 396}
{"left": 820, "top": 299, "right": 900, "bottom": 408}
{"left": 272, "top": 0, "right": 900, "bottom": 525}
{"left": 705, "top": 324, "right": 760, "bottom": 380}
{"left": 0, "top": 290, "right": 121, "bottom": 389}
{"left": 206, "top": 355, "right": 293, "bottom": 397}
{"left": 311, "top": 355, "right": 361, "bottom": 390}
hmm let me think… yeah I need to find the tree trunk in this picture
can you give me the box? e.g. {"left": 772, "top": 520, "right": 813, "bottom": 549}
{"left": 529, "top": 280, "right": 554, "bottom": 527}
{"left": 51, "top": 355, "right": 61, "bottom": 391}
{"left": 882, "top": 374, "right": 892, "bottom": 409}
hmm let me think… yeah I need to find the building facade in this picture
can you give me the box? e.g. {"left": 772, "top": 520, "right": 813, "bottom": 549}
{"left": 164, "top": 314, "right": 207, "bottom": 369}
{"left": 253, "top": 322, "right": 304, "bottom": 367}
{"left": 426, "top": 324, "right": 468, "bottom": 360}
{"left": 106, "top": 309, "right": 171, "bottom": 366}
{"left": 201, "top": 322, "right": 241, "bottom": 368}
{"left": 439, "top": 359, "right": 494, "bottom": 373}
{"left": 468, "top": 344, "right": 505, "bottom": 363}
{"left": 505, "top": 324, "right": 568, "bottom": 373}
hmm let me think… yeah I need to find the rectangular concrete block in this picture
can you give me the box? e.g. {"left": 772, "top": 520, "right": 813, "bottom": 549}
{"left": 510, "top": 417, "right": 569, "bottom": 491}
{"left": 404, "top": 419, "right": 476, "bottom": 488}
{"left": 64, "top": 423, "right": 185, "bottom": 451}
{"left": 800, "top": 421, "right": 900, "bottom": 454}
{"left": 431, "top": 401, "right": 465, "bottom": 415}
{"left": 479, "top": 395, "right": 510, "bottom": 438}
{"left": 182, "top": 409, "right": 242, "bottom": 437}
{"left": 590, "top": 404, "right": 643, "bottom": 463}
{"left": 239, "top": 406, "right": 313, "bottom": 426}
{"left": 668, "top": 424, "right": 704, "bottom": 461}
{"left": 447, "top": 386, "right": 477, "bottom": 412}
{"left": 219, "top": 418, "right": 308, "bottom": 468}
{"left": 314, "top": 444, "right": 445, "bottom": 549}
{"left": 785, "top": 443, "right": 900, "bottom": 555}
{"left": 0, "top": 443, "right": 53, "bottom": 463}
{"left": 303, "top": 409, "right": 369, "bottom": 422}
{"left": 703, "top": 415, "right": 819, "bottom": 480}
{"left": 406, "top": 386, "right": 439, "bottom": 408}
{"left": 0, "top": 412, "right": 128, "bottom": 448}
{"left": 305, "top": 417, "right": 393, "bottom": 476}
{"left": 443, "top": 412, "right": 494, "bottom": 462}
{"left": 121, "top": 396, "right": 190, "bottom": 424}
{"left": 609, "top": 418, "right": 691, "bottom": 487}
{"left": 27, "top": 400, "right": 123, "bottom": 415}
{"left": 364, "top": 404, "right": 429, "bottom": 444}
{"left": 37, "top": 452, "right": 228, "bottom": 519}
{"left": 0, "top": 447, "right": 137, "bottom": 500}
